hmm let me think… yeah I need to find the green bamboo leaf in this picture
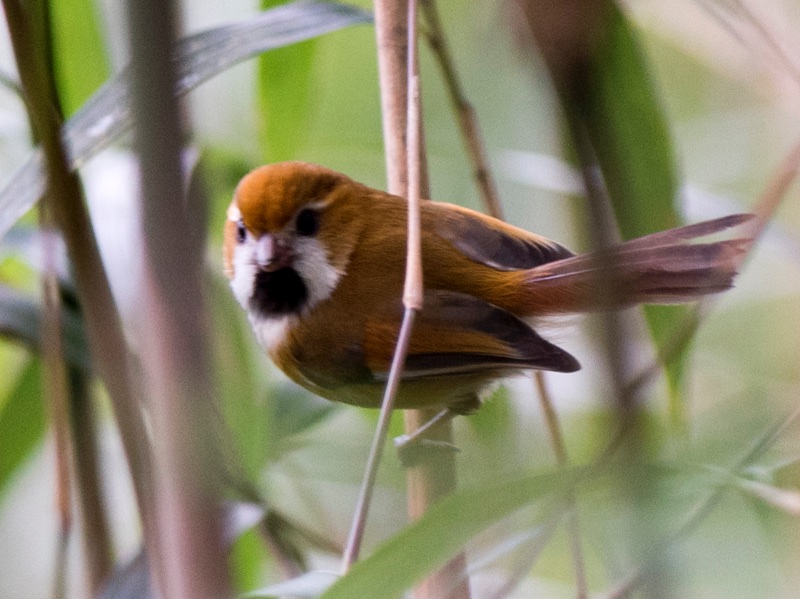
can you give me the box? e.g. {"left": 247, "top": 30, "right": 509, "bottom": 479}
{"left": 584, "top": 5, "right": 687, "bottom": 404}
{"left": 49, "top": 0, "right": 111, "bottom": 116}
{"left": 0, "top": 1, "right": 372, "bottom": 239}
{"left": 231, "top": 528, "right": 272, "bottom": 594}
{"left": 587, "top": 6, "right": 680, "bottom": 239}
{"left": 258, "top": 0, "right": 318, "bottom": 162}
{"left": 0, "top": 359, "right": 44, "bottom": 500}
{"left": 0, "top": 284, "right": 91, "bottom": 371}
{"left": 321, "top": 470, "right": 578, "bottom": 599}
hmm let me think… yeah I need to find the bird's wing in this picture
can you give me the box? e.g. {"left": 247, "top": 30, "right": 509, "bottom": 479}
{"left": 430, "top": 203, "right": 574, "bottom": 271}
{"left": 364, "top": 290, "right": 580, "bottom": 381}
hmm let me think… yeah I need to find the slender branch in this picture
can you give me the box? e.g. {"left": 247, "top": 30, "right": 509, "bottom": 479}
{"left": 341, "top": 309, "right": 418, "bottom": 570}
{"left": 125, "top": 0, "right": 231, "bottom": 596}
{"left": 1, "top": 0, "right": 157, "bottom": 576}
{"left": 342, "top": 1, "right": 426, "bottom": 572}
{"left": 419, "top": 0, "right": 503, "bottom": 219}
{"left": 40, "top": 217, "right": 73, "bottom": 599}
{"left": 69, "top": 367, "right": 114, "bottom": 595}
{"left": 343, "top": 3, "right": 470, "bottom": 598}
{"left": 401, "top": 4, "right": 470, "bottom": 598}
{"left": 535, "top": 375, "right": 588, "bottom": 599}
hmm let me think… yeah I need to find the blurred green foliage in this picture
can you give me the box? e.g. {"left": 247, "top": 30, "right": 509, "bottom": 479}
{"left": 0, "top": 1, "right": 799, "bottom": 598}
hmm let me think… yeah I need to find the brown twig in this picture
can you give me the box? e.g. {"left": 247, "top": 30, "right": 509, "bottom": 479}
{"left": 68, "top": 367, "right": 114, "bottom": 595}
{"left": 40, "top": 217, "right": 73, "bottom": 599}
{"left": 1, "top": 0, "right": 157, "bottom": 581}
{"left": 344, "top": 2, "right": 470, "bottom": 597}
{"left": 342, "top": 0, "right": 427, "bottom": 572}
{"left": 419, "top": 0, "right": 503, "bottom": 219}
{"left": 535, "top": 375, "right": 588, "bottom": 599}
{"left": 37, "top": 6, "right": 115, "bottom": 590}
{"left": 125, "top": 1, "right": 231, "bottom": 596}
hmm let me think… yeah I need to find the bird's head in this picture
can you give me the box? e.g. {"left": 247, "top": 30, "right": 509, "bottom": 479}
{"left": 223, "top": 162, "right": 364, "bottom": 323}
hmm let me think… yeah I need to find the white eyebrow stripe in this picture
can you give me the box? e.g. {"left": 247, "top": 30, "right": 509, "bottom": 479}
{"left": 227, "top": 203, "right": 241, "bottom": 222}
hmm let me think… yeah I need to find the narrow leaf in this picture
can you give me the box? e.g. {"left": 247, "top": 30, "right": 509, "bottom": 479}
{"left": 0, "top": 284, "right": 91, "bottom": 370}
{"left": 258, "top": 0, "right": 318, "bottom": 162}
{"left": 0, "top": 359, "right": 44, "bottom": 499}
{"left": 584, "top": 5, "right": 687, "bottom": 403}
{"left": 322, "top": 470, "right": 579, "bottom": 599}
{"left": 49, "top": 0, "right": 111, "bottom": 116}
{"left": 735, "top": 477, "right": 800, "bottom": 515}
{"left": 0, "top": 1, "right": 372, "bottom": 239}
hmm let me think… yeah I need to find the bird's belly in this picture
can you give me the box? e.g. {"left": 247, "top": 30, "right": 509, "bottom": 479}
{"left": 310, "top": 372, "right": 501, "bottom": 410}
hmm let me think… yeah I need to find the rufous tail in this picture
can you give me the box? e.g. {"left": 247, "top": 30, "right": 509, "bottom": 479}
{"left": 521, "top": 214, "right": 753, "bottom": 315}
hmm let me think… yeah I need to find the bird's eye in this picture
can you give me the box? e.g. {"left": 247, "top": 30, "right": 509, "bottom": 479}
{"left": 236, "top": 220, "right": 247, "bottom": 243}
{"left": 295, "top": 208, "right": 320, "bottom": 236}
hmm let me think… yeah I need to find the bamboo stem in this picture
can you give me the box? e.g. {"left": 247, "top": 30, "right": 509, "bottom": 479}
{"left": 68, "top": 367, "right": 114, "bottom": 595}
{"left": 343, "top": 2, "right": 472, "bottom": 597}
{"left": 41, "top": 213, "right": 72, "bottom": 599}
{"left": 125, "top": 0, "right": 231, "bottom": 596}
{"left": 342, "top": 0, "right": 426, "bottom": 573}
{"left": 0, "top": 0, "right": 157, "bottom": 581}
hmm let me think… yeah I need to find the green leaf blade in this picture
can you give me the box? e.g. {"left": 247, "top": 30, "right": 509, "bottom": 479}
{"left": 50, "top": 0, "right": 111, "bottom": 116}
{"left": 322, "top": 471, "right": 573, "bottom": 599}
{"left": 584, "top": 5, "right": 688, "bottom": 405}
{"left": 0, "top": 2, "right": 372, "bottom": 240}
{"left": 0, "top": 359, "right": 44, "bottom": 500}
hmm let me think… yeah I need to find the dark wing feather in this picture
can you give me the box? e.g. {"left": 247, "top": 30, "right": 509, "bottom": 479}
{"left": 364, "top": 291, "right": 580, "bottom": 381}
{"left": 431, "top": 203, "right": 574, "bottom": 271}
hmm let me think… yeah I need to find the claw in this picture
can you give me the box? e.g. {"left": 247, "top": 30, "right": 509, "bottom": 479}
{"left": 395, "top": 436, "right": 460, "bottom": 467}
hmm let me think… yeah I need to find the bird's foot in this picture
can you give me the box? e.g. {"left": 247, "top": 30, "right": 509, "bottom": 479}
{"left": 394, "top": 408, "right": 460, "bottom": 466}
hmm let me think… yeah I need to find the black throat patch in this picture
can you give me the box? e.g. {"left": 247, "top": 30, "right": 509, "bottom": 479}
{"left": 250, "top": 268, "right": 308, "bottom": 317}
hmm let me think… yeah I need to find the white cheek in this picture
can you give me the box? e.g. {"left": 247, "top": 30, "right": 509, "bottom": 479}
{"left": 293, "top": 237, "right": 342, "bottom": 308}
{"left": 228, "top": 234, "right": 342, "bottom": 354}
{"left": 230, "top": 242, "right": 256, "bottom": 310}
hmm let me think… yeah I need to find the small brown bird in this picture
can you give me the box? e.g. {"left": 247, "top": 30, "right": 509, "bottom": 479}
{"left": 223, "top": 162, "right": 750, "bottom": 412}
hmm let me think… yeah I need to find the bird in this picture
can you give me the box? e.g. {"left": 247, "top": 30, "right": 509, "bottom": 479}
{"left": 223, "top": 161, "right": 751, "bottom": 415}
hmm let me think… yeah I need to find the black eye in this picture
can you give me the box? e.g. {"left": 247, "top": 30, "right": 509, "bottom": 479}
{"left": 295, "top": 208, "right": 319, "bottom": 236}
{"left": 236, "top": 220, "right": 247, "bottom": 243}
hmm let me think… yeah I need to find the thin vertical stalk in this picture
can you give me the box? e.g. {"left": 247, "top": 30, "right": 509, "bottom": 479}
{"left": 514, "top": 1, "right": 667, "bottom": 595}
{"left": 41, "top": 216, "right": 72, "bottom": 599}
{"left": 1, "top": 0, "right": 157, "bottom": 578}
{"left": 535, "top": 375, "right": 587, "bottom": 598}
{"left": 341, "top": 0, "right": 426, "bottom": 572}
{"left": 362, "top": 1, "right": 471, "bottom": 597}
{"left": 419, "top": 0, "right": 503, "bottom": 219}
{"left": 124, "top": 1, "right": 231, "bottom": 598}
{"left": 68, "top": 367, "right": 114, "bottom": 595}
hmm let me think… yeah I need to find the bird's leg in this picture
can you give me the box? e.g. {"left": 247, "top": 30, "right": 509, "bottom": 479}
{"left": 394, "top": 395, "right": 481, "bottom": 466}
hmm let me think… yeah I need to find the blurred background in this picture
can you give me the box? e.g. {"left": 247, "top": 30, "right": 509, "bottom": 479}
{"left": 0, "top": 0, "right": 799, "bottom": 597}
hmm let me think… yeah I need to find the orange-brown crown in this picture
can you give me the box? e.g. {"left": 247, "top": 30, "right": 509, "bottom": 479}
{"left": 234, "top": 162, "right": 348, "bottom": 234}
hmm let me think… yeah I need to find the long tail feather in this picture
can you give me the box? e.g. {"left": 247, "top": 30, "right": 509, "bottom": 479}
{"left": 520, "top": 215, "right": 753, "bottom": 315}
